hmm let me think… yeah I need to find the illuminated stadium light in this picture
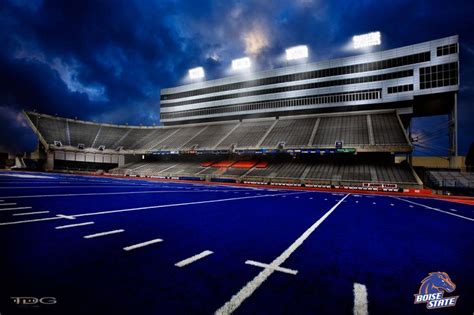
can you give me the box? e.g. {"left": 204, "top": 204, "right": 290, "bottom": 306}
{"left": 232, "top": 57, "right": 251, "bottom": 70}
{"left": 353, "top": 31, "right": 381, "bottom": 49}
{"left": 285, "top": 45, "right": 308, "bottom": 61}
{"left": 188, "top": 67, "right": 205, "bottom": 79}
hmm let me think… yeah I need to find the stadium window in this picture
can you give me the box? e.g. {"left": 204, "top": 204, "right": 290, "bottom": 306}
{"left": 161, "top": 88, "right": 382, "bottom": 120}
{"left": 161, "top": 52, "right": 428, "bottom": 101}
{"left": 449, "top": 44, "right": 457, "bottom": 54}
{"left": 437, "top": 44, "right": 457, "bottom": 56}
{"left": 162, "top": 68, "right": 414, "bottom": 107}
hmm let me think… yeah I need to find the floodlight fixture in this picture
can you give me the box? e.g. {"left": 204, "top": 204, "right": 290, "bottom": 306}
{"left": 232, "top": 57, "right": 251, "bottom": 71}
{"left": 353, "top": 31, "right": 381, "bottom": 49}
{"left": 188, "top": 67, "right": 205, "bottom": 79}
{"left": 286, "top": 45, "right": 309, "bottom": 61}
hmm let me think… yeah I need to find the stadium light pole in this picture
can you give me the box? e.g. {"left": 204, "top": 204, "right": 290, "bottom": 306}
{"left": 232, "top": 57, "right": 251, "bottom": 71}
{"left": 352, "top": 31, "right": 381, "bottom": 49}
{"left": 188, "top": 67, "right": 205, "bottom": 80}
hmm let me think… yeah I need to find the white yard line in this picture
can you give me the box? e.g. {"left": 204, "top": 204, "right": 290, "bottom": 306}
{"left": 0, "top": 192, "right": 304, "bottom": 227}
{"left": 0, "top": 206, "right": 32, "bottom": 212}
{"left": 55, "top": 222, "right": 95, "bottom": 229}
{"left": 245, "top": 260, "right": 298, "bottom": 275}
{"left": 215, "top": 193, "right": 350, "bottom": 315}
{"left": 0, "top": 203, "right": 17, "bottom": 206}
{"left": 0, "top": 189, "right": 253, "bottom": 199}
{"left": 392, "top": 197, "right": 474, "bottom": 222}
{"left": 353, "top": 283, "right": 368, "bottom": 315}
{"left": 12, "top": 211, "right": 50, "bottom": 216}
{"left": 0, "top": 216, "right": 63, "bottom": 225}
{"left": 174, "top": 250, "right": 213, "bottom": 267}
{"left": 123, "top": 239, "right": 163, "bottom": 251}
{"left": 83, "top": 229, "right": 124, "bottom": 239}
{"left": 0, "top": 181, "right": 83, "bottom": 184}
{"left": 56, "top": 214, "right": 76, "bottom": 219}
{"left": 71, "top": 192, "right": 306, "bottom": 219}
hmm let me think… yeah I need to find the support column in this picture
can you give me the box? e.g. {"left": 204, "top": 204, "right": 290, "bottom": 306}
{"left": 45, "top": 151, "right": 55, "bottom": 171}
{"left": 407, "top": 119, "right": 412, "bottom": 165}
{"left": 449, "top": 93, "right": 458, "bottom": 168}
{"left": 118, "top": 155, "right": 125, "bottom": 167}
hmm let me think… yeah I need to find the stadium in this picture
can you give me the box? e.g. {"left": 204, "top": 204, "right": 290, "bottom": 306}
{"left": 21, "top": 36, "right": 467, "bottom": 193}
{"left": 0, "top": 4, "right": 473, "bottom": 314}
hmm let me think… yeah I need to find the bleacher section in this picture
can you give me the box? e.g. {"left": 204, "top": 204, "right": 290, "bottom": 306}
{"left": 37, "top": 116, "right": 68, "bottom": 145}
{"left": 68, "top": 121, "right": 101, "bottom": 147}
{"left": 216, "top": 120, "right": 275, "bottom": 149}
{"left": 371, "top": 113, "right": 408, "bottom": 145}
{"left": 260, "top": 118, "right": 316, "bottom": 148}
{"left": 110, "top": 160, "right": 419, "bottom": 186}
{"left": 181, "top": 122, "right": 238, "bottom": 150}
{"left": 304, "top": 163, "right": 372, "bottom": 182}
{"left": 427, "top": 171, "right": 474, "bottom": 190}
{"left": 26, "top": 110, "right": 420, "bottom": 187}
{"left": 26, "top": 111, "right": 411, "bottom": 153}
{"left": 153, "top": 126, "right": 201, "bottom": 150}
{"left": 374, "top": 164, "right": 417, "bottom": 183}
{"left": 313, "top": 115, "right": 369, "bottom": 146}
{"left": 93, "top": 126, "right": 129, "bottom": 149}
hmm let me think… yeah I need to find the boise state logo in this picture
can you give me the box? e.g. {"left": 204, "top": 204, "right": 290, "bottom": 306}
{"left": 414, "top": 272, "right": 459, "bottom": 309}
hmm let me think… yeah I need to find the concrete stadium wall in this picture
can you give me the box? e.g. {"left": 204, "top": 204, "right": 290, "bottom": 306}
{"left": 396, "top": 156, "right": 466, "bottom": 170}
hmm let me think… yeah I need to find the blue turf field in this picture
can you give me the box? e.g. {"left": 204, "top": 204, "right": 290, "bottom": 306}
{"left": 0, "top": 171, "right": 472, "bottom": 315}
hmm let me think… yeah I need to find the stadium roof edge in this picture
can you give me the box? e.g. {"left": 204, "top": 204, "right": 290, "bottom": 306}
{"left": 25, "top": 108, "right": 403, "bottom": 130}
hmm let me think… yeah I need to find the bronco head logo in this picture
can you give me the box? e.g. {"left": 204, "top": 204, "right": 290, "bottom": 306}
{"left": 419, "top": 272, "right": 456, "bottom": 295}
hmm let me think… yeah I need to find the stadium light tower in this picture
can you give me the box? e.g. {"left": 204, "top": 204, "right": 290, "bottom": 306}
{"left": 232, "top": 57, "right": 251, "bottom": 71}
{"left": 285, "top": 45, "right": 308, "bottom": 61}
{"left": 188, "top": 67, "right": 205, "bottom": 80}
{"left": 353, "top": 31, "right": 381, "bottom": 49}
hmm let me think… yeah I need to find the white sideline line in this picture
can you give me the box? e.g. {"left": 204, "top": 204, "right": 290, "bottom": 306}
{"left": 392, "top": 197, "right": 474, "bottom": 222}
{"left": 0, "top": 203, "right": 17, "bottom": 206}
{"left": 175, "top": 250, "right": 213, "bottom": 267}
{"left": 215, "top": 193, "right": 350, "bottom": 315}
{"left": 0, "top": 185, "right": 160, "bottom": 189}
{"left": 0, "top": 189, "right": 251, "bottom": 199}
{"left": 245, "top": 260, "right": 298, "bottom": 275}
{"left": 13, "top": 211, "right": 50, "bottom": 216}
{"left": 353, "top": 283, "right": 368, "bottom": 315}
{"left": 0, "top": 206, "right": 33, "bottom": 212}
{"left": 0, "top": 192, "right": 305, "bottom": 227}
{"left": 55, "top": 222, "right": 95, "bottom": 229}
{"left": 0, "top": 200, "right": 4, "bottom": 202}
{"left": 123, "top": 239, "right": 163, "bottom": 251}
{"left": 450, "top": 208, "right": 458, "bottom": 212}
{"left": 83, "top": 229, "right": 124, "bottom": 239}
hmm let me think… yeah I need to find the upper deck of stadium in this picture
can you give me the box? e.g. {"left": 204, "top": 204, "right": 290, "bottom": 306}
{"left": 160, "top": 35, "right": 459, "bottom": 125}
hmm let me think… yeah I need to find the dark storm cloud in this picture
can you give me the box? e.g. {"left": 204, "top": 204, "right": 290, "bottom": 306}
{"left": 0, "top": 0, "right": 473, "bottom": 154}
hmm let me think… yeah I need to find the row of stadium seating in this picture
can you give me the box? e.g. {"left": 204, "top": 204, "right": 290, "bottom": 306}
{"left": 26, "top": 111, "right": 410, "bottom": 152}
{"left": 109, "top": 161, "right": 418, "bottom": 184}
{"left": 427, "top": 170, "right": 474, "bottom": 189}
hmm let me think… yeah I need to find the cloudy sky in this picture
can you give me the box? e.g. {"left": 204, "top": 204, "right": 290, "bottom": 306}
{"left": 0, "top": 0, "right": 473, "bottom": 155}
